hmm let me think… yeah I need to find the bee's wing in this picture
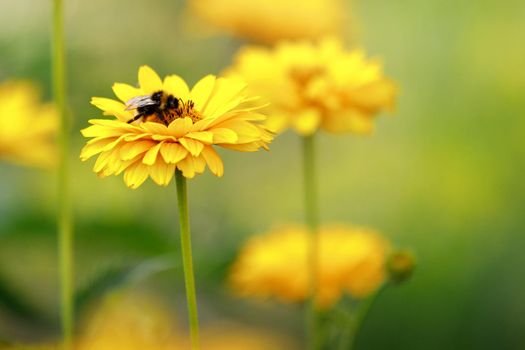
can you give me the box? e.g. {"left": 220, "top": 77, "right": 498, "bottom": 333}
{"left": 125, "top": 95, "right": 156, "bottom": 110}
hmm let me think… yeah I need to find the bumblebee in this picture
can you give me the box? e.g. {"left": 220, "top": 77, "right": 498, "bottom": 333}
{"left": 125, "top": 91, "right": 179, "bottom": 125}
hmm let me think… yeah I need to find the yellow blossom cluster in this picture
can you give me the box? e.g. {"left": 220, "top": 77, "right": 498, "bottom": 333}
{"left": 189, "top": 0, "right": 345, "bottom": 44}
{"left": 0, "top": 81, "right": 57, "bottom": 168}
{"left": 229, "top": 224, "right": 390, "bottom": 308}
{"left": 76, "top": 291, "right": 294, "bottom": 350}
{"left": 226, "top": 38, "right": 397, "bottom": 136}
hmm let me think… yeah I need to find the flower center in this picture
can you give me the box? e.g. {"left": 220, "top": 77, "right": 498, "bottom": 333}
{"left": 173, "top": 100, "right": 202, "bottom": 123}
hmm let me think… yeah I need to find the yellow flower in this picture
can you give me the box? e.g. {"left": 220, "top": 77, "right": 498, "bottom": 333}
{"left": 189, "top": 0, "right": 345, "bottom": 44}
{"left": 80, "top": 66, "right": 273, "bottom": 188}
{"left": 77, "top": 291, "right": 177, "bottom": 350}
{"left": 77, "top": 289, "right": 295, "bottom": 350}
{"left": 229, "top": 224, "right": 390, "bottom": 308}
{"left": 0, "top": 81, "right": 57, "bottom": 167}
{"left": 226, "top": 38, "right": 398, "bottom": 135}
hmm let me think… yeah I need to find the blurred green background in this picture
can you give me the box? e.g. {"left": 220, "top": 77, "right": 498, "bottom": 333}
{"left": 1, "top": 0, "right": 524, "bottom": 349}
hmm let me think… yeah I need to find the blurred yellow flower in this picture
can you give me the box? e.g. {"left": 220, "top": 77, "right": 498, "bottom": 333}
{"left": 229, "top": 224, "right": 390, "bottom": 308}
{"left": 80, "top": 65, "right": 273, "bottom": 188}
{"left": 227, "top": 39, "right": 397, "bottom": 135}
{"left": 77, "top": 291, "right": 177, "bottom": 350}
{"left": 0, "top": 81, "right": 57, "bottom": 167}
{"left": 77, "top": 290, "right": 295, "bottom": 350}
{"left": 189, "top": 0, "right": 345, "bottom": 44}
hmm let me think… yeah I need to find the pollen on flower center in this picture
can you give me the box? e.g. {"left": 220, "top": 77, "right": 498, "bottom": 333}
{"left": 174, "top": 99, "right": 202, "bottom": 123}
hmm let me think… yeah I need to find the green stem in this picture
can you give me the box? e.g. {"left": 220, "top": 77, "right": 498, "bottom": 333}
{"left": 175, "top": 170, "right": 200, "bottom": 350}
{"left": 53, "top": 0, "right": 73, "bottom": 348}
{"left": 303, "top": 134, "right": 320, "bottom": 350}
{"left": 339, "top": 283, "right": 390, "bottom": 350}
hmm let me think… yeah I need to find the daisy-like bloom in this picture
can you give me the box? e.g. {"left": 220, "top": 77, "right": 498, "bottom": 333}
{"left": 229, "top": 224, "right": 390, "bottom": 309}
{"left": 189, "top": 0, "right": 345, "bottom": 44}
{"left": 80, "top": 66, "right": 273, "bottom": 188}
{"left": 0, "top": 80, "right": 57, "bottom": 167}
{"left": 226, "top": 38, "right": 398, "bottom": 136}
{"left": 77, "top": 290, "right": 294, "bottom": 350}
{"left": 77, "top": 290, "right": 177, "bottom": 350}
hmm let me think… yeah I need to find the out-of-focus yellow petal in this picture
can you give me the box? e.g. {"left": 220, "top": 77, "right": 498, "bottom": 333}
{"left": 291, "top": 109, "right": 321, "bottom": 135}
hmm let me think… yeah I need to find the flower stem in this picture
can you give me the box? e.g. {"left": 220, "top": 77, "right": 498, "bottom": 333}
{"left": 53, "top": 0, "right": 73, "bottom": 348}
{"left": 303, "top": 134, "right": 320, "bottom": 350}
{"left": 175, "top": 170, "right": 200, "bottom": 350}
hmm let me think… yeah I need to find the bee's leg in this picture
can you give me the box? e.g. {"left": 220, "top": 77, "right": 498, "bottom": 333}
{"left": 155, "top": 111, "right": 167, "bottom": 124}
{"left": 127, "top": 113, "right": 144, "bottom": 124}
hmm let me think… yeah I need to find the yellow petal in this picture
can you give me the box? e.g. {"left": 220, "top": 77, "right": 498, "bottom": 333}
{"left": 119, "top": 140, "right": 156, "bottom": 160}
{"left": 163, "top": 75, "right": 190, "bottom": 101}
{"left": 141, "top": 122, "right": 169, "bottom": 135}
{"left": 179, "top": 137, "right": 204, "bottom": 156}
{"left": 149, "top": 159, "right": 176, "bottom": 186}
{"left": 186, "top": 131, "right": 213, "bottom": 144}
{"left": 350, "top": 79, "right": 397, "bottom": 112}
{"left": 322, "top": 110, "right": 373, "bottom": 134}
{"left": 203, "top": 78, "right": 247, "bottom": 117}
{"left": 80, "top": 138, "right": 116, "bottom": 161}
{"left": 190, "top": 75, "right": 216, "bottom": 111}
{"left": 220, "top": 142, "right": 263, "bottom": 152}
{"left": 93, "top": 150, "right": 113, "bottom": 173}
{"left": 123, "top": 162, "right": 149, "bottom": 189}
{"left": 194, "top": 154, "right": 206, "bottom": 173}
{"left": 112, "top": 83, "right": 144, "bottom": 103}
{"left": 80, "top": 125, "right": 124, "bottom": 138}
{"left": 138, "top": 65, "right": 163, "bottom": 93}
{"left": 160, "top": 143, "right": 188, "bottom": 164}
{"left": 142, "top": 142, "right": 163, "bottom": 165}
{"left": 176, "top": 156, "right": 196, "bottom": 178}
{"left": 90, "top": 97, "right": 132, "bottom": 122}
{"left": 292, "top": 109, "right": 321, "bottom": 135}
{"left": 211, "top": 128, "right": 238, "bottom": 144}
{"left": 201, "top": 146, "right": 224, "bottom": 177}
{"left": 216, "top": 120, "right": 262, "bottom": 143}
{"left": 167, "top": 117, "right": 193, "bottom": 137}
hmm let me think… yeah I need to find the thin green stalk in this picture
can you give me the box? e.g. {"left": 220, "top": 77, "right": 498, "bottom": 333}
{"left": 53, "top": 0, "right": 73, "bottom": 348}
{"left": 303, "top": 134, "right": 320, "bottom": 350}
{"left": 338, "top": 283, "right": 390, "bottom": 350}
{"left": 175, "top": 170, "right": 200, "bottom": 350}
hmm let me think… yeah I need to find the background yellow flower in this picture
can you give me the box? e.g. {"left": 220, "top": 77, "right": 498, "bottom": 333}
{"left": 229, "top": 224, "right": 390, "bottom": 308}
{"left": 226, "top": 38, "right": 397, "bottom": 136}
{"left": 76, "top": 289, "right": 296, "bottom": 350}
{"left": 0, "top": 81, "right": 57, "bottom": 168}
{"left": 188, "top": 0, "right": 346, "bottom": 44}
{"left": 80, "top": 66, "right": 273, "bottom": 188}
